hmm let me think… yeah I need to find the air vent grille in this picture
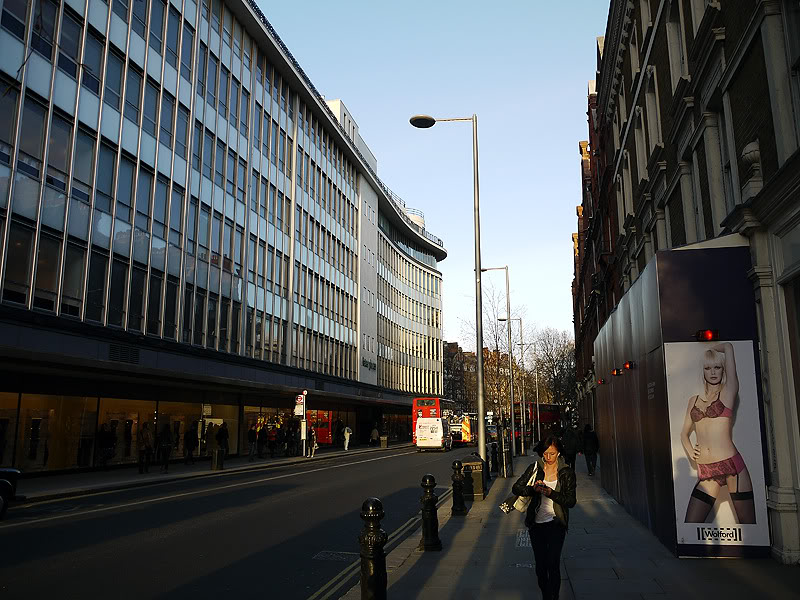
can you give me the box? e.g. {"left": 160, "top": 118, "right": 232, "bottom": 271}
{"left": 109, "top": 344, "right": 140, "bottom": 364}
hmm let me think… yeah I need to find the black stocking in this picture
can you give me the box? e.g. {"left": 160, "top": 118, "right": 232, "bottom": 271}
{"left": 685, "top": 484, "right": 716, "bottom": 523}
{"left": 729, "top": 474, "right": 756, "bottom": 524}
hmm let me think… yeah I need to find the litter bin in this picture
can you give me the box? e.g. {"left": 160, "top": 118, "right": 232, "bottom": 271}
{"left": 461, "top": 458, "right": 487, "bottom": 501}
{"left": 211, "top": 449, "right": 224, "bottom": 470}
{"left": 379, "top": 435, "right": 388, "bottom": 448}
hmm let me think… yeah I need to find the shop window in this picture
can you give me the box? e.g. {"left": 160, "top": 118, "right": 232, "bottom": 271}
{"left": 199, "top": 403, "right": 238, "bottom": 456}
{"left": 32, "top": 233, "right": 61, "bottom": 311}
{"left": 98, "top": 397, "right": 157, "bottom": 467}
{"left": 17, "top": 395, "right": 97, "bottom": 471}
{"left": 0, "top": 393, "right": 18, "bottom": 467}
{"left": 3, "top": 222, "right": 34, "bottom": 304}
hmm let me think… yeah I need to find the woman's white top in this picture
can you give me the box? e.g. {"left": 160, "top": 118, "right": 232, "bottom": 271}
{"left": 534, "top": 478, "right": 559, "bottom": 524}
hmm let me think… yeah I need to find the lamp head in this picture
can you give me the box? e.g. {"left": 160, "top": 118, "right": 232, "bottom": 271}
{"left": 410, "top": 114, "right": 436, "bottom": 128}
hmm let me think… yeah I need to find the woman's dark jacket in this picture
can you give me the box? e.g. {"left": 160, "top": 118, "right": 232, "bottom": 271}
{"left": 512, "top": 457, "right": 577, "bottom": 530}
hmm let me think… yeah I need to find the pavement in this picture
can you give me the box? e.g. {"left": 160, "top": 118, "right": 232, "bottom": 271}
{"left": 341, "top": 455, "right": 800, "bottom": 600}
{"left": 12, "top": 442, "right": 411, "bottom": 503}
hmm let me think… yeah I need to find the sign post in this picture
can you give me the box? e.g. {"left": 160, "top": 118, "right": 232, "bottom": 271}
{"left": 296, "top": 390, "right": 308, "bottom": 457}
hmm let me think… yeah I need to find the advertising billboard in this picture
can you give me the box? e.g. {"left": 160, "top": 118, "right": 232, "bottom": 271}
{"left": 664, "top": 341, "right": 769, "bottom": 552}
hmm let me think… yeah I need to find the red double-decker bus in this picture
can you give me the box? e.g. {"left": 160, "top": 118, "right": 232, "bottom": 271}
{"left": 412, "top": 397, "right": 456, "bottom": 443}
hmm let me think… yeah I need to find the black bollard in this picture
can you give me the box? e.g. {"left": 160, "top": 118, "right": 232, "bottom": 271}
{"left": 359, "top": 497, "right": 388, "bottom": 600}
{"left": 451, "top": 460, "right": 467, "bottom": 516}
{"left": 418, "top": 474, "right": 442, "bottom": 551}
{"left": 490, "top": 442, "right": 499, "bottom": 473}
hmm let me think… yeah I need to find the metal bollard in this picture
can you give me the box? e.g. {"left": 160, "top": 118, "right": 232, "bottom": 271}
{"left": 451, "top": 460, "right": 467, "bottom": 516}
{"left": 359, "top": 497, "right": 388, "bottom": 600}
{"left": 418, "top": 474, "right": 442, "bottom": 551}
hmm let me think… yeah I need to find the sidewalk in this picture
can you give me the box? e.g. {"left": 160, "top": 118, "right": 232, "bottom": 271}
{"left": 13, "top": 443, "right": 411, "bottom": 503}
{"left": 345, "top": 455, "right": 799, "bottom": 600}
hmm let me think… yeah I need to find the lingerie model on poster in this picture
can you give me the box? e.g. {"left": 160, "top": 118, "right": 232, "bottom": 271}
{"left": 664, "top": 341, "right": 769, "bottom": 550}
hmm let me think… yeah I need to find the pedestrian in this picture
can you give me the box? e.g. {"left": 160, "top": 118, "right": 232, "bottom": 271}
{"left": 343, "top": 425, "right": 352, "bottom": 451}
{"left": 216, "top": 422, "right": 230, "bottom": 459}
{"left": 267, "top": 426, "right": 277, "bottom": 458}
{"left": 247, "top": 425, "right": 257, "bottom": 462}
{"left": 370, "top": 424, "right": 379, "bottom": 447}
{"left": 278, "top": 426, "right": 288, "bottom": 457}
{"left": 512, "top": 435, "right": 577, "bottom": 600}
{"left": 582, "top": 424, "right": 599, "bottom": 476}
{"left": 137, "top": 422, "right": 154, "bottom": 474}
{"left": 184, "top": 421, "right": 198, "bottom": 465}
{"left": 257, "top": 424, "right": 268, "bottom": 458}
{"left": 561, "top": 426, "right": 579, "bottom": 472}
{"left": 159, "top": 423, "right": 173, "bottom": 473}
{"left": 307, "top": 426, "right": 317, "bottom": 458}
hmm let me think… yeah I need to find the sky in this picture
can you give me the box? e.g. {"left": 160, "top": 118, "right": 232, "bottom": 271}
{"left": 259, "top": 0, "right": 611, "bottom": 348}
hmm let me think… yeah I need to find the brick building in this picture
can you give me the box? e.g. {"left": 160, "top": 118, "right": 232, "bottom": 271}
{"left": 573, "top": 0, "right": 800, "bottom": 563}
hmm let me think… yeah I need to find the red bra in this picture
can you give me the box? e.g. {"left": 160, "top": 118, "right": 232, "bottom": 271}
{"left": 690, "top": 395, "right": 733, "bottom": 422}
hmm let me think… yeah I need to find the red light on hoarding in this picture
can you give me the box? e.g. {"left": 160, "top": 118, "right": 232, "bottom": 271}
{"left": 596, "top": 378, "right": 606, "bottom": 385}
{"left": 695, "top": 329, "right": 719, "bottom": 342}
{"left": 611, "top": 368, "right": 623, "bottom": 376}
{"left": 623, "top": 361, "right": 636, "bottom": 370}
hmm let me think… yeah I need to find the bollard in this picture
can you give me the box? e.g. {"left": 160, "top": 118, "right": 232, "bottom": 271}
{"left": 490, "top": 442, "right": 499, "bottom": 473}
{"left": 451, "top": 460, "right": 467, "bottom": 516}
{"left": 418, "top": 474, "right": 442, "bottom": 551}
{"left": 359, "top": 497, "right": 388, "bottom": 600}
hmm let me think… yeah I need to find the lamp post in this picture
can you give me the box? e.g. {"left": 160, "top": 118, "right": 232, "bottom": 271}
{"left": 518, "top": 336, "right": 541, "bottom": 443}
{"left": 488, "top": 266, "right": 514, "bottom": 458}
{"left": 506, "top": 317, "right": 528, "bottom": 456}
{"left": 410, "top": 113, "right": 486, "bottom": 463}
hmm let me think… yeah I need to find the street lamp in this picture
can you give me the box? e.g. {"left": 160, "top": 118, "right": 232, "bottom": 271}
{"left": 517, "top": 330, "right": 541, "bottom": 444}
{"left": 410, "top": 113, "right": 486, "bottom": 464}
{"left": 487, "top": 266, "right": 514, "bottom": 458}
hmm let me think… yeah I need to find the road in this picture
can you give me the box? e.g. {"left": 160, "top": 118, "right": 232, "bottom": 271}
{"left": 0, "top": 446, "right": 478, "bottom": 599}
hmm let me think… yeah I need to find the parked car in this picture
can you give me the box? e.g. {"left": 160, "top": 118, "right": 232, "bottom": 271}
{"left": 0, "top": 468, "right": 21, "bottom": 519}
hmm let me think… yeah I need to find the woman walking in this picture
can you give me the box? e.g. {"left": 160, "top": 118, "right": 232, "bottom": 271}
{"left": 512, "top": 435, "right": 576, "bottom": 600}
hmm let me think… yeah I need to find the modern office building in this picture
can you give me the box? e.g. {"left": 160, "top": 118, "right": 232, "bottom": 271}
{"left": 0, "top": 0, "right": 446, "bottom": 472}
{"left": 573, "top": 0, "right": 800, "bottom": 563}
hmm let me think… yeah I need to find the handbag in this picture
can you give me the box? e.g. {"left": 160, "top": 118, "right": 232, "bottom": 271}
{"left": 499, "top": 463, "right": 539, "bottom": 514}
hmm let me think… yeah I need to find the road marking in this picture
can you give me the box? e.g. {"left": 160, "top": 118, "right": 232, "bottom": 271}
{"left": 1, "top": 451, "right": 418, "bottom": 529}
{"left": 307, "top": 488, "right": 454, "bottom": 600}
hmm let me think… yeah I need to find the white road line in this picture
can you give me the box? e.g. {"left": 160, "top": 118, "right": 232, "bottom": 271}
{"left": 2, "top": 451, "right": 418, "bottom": 529}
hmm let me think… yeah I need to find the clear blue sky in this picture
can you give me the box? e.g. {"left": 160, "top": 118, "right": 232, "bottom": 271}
{"left": 260, "top": 0, "right": 611, "bottom": 347}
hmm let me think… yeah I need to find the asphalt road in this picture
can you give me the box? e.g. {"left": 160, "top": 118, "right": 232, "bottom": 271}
{"left": 0, "top": 446, "right": 479, "bottom": 599}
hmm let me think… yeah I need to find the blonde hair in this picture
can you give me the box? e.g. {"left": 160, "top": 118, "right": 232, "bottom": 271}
{"left": 702, "top": 349, "right": 726, "bottom": 397}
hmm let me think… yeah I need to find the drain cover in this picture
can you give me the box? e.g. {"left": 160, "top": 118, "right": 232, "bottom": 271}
{"left": 516, "top": 529, "right": 531, "bottom": 548}
{"left": 511, "top": 563, "right": 532, "bottom": 568}
{"left": 313, "top": 551, "right": 359, "bottom": 562}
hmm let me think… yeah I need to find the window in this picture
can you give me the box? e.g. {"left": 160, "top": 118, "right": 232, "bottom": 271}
{"left": 108, "top": 258, "right": 128, "bottom": 327}
{"left": 229, "top": 79, "right": 239, "bottom": 127}
{"left": 222, "top": 7, "right": 231, "bottom": 46}
{"left": 160, "top": 92, "right": 174, "bottom": 147}
{"left": 192, "top": 121, "right": 202, "bottom": 170}
{"left": 58, "top": 12, "right": 81, "bottom": 78}
{"left": 71, "top": 129, "right": 95, "bottom": 205}
{"left": 142, "top": 80, "right": 159, "bottom": 136}
{"left": 112, "top": 0, "right": 128, "bottom": 22}
{"left": 81, "top": 32, "right": 103, "bottom": 95}
{"left": 46, "top": 113, "right": 71, "bottom": 189}
{"left": 225, "top": 150, "right": 234, "bottom": 194}
{"left": 170, "top": 185, "right": 183, "bottom": 234}
{"left": 181, "top": 22, "right": 194, "bottom": 81}
{"left": 645, "top": 70, "right": 662, "bottom": 153}
{"left": 129, "top": 266, "right": 146, "bottom": 330}
{"left": 105, "top": 52, "right": 124, "bottom": 110}
{"left": 116, "top": 156, "right": 135, "bottom": 222}
{"left": 218, "top": 66, "right": 229, "bottom": 117}
{"left": 31, "top": 0, "right": 58, "bottom": 59}
{"left": 85, "top": 250, "right": 108, "bottom": 322}
{"left": 165, "top": 7, "right": 179, "bottom": 68}
{"left": 175, "top": 105, "right": 189, "bottom": 159}
{"left": 666, "top": 0, "right": 688, "bottom": 90}
{"left": 237, "top": 159, "right": 245, "bottom": 203}
{"left": 202, "top": 130, "right": 213, "bottom": 179}
{"left": 154, "top": 177, "right": 168, "bottom": 236}
{"left": 124, "top": 66, "right": 143, "bottom": 123}
{"left": 96, "top": 144, "right": 116, "bottom": 212}
{"left": 18, "top": 95, "right": 46, "bottom": 179}
{"left": 270, "top": 121, "right": 278, "bottom": 165}
{"left": 207, "top": 54, "right": 218, "bottom": 107}
{"left": 196, "top": 42, "right": 207, "bottom": 97}
{"left": 210, "top": 0, "right": 220, "bottom": 32}
{"left": 3, "top": 223, "right": 35, "bottom": 303}
{"left": 215, "top": 140, "right": 224, "bottom": 186}
{"left": 131, "top": 0, "right": 147, "bottom": 37}
{"left": 232, "top": 19, "right": 240, "bottom": 57}
{"left": 61, "top": 243, "right": 85, "bottom": 316}
{"left": 150, "top": 0, "right": 166, "bottom": 52}
{"left": 1, "top": 0, "right": 27, "bottom": 40}
{"left": 240, "top": 89, "right": 249, "bottom": 136}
